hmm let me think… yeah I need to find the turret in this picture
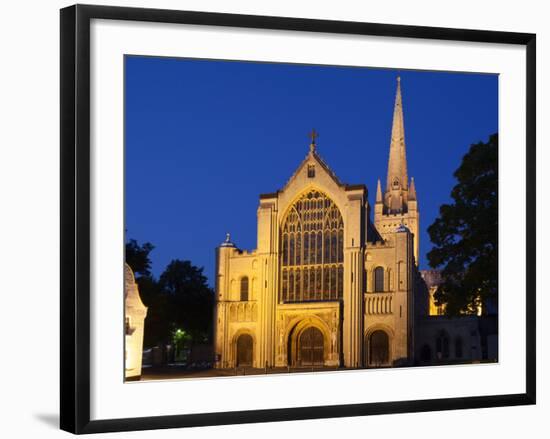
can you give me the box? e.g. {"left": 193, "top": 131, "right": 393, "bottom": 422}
{"left": 375, "top": 178, "right": 383, "bottom": 218}
{"left": 408, "top": 177, "right": 418, "bottom": 212}
{"left": 216, "top": 233, "right": 235, "bottom": 301}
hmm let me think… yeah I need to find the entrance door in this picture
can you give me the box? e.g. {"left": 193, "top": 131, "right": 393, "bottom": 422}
{"left": 236, "top": 334, "right": 253, "bottom": 366}
{"left": 299, "top": 327, "right": 324, "bottom": 366}
{"left": 369, "top": 330, "right": 389, "bottom": 366}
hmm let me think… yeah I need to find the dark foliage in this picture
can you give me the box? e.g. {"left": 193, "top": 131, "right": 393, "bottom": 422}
{"left": 427, "top": 134, "right": 498, "bottom": 316}
{"left": 125, "top": 239, "right": 155, "bottom": 277}
{"left": 159, "top": 259, "right": 215, "bottom": 343}
{"left": 125, "top": 240, "right": 215, "bottom": 348}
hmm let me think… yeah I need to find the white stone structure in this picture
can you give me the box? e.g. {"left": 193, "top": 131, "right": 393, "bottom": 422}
{"left": 124, "top": 263, "right": 148, "bottom": 380}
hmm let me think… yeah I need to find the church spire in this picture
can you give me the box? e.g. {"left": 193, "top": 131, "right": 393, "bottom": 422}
{"left": 385, "top": 76, "right": 410, "bottom": 212}
{"left": 386, "top": 76, "right": 408, "bottom": 191}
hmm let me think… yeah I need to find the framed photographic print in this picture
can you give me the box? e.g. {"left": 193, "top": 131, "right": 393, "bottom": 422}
{"left": 60, "top": 4, "right": 536, "bottom": 434}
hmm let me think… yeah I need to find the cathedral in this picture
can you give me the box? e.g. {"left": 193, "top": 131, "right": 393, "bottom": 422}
{"left": 213, "top": 78, "right": 494, "bottom": 370}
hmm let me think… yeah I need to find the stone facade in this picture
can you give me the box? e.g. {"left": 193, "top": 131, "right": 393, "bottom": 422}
{"left": 415, "top": 269, "right": 496, "bottom": 364}
{"left": 124, "top": 263, "right": 148, "bottom": 380}
{"left": 213, "top": 78, "right": 495, "bottom": 369}
{"left": 214, "top": 78, "right": 417, "bottom": 369}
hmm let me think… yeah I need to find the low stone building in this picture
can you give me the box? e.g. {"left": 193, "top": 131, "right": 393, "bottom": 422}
{"left": 415, "top": 270, "right": 497, "bottom": 365}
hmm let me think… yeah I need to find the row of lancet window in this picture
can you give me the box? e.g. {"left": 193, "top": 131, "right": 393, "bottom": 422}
{"left": 282, "top": 265, "right": 344, "bottom": 302}
{"left": 282, "top": 229, "right": 344, "bottom": 266}
{"left": 242, "top": 266, "right": 387, "bottom": 301}
{"left": 280, "top": 190, "right": 344, "bottom": 302}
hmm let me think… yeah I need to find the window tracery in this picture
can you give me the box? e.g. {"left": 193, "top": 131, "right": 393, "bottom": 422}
{"left": 280, "top": 190, "right": 344, "bottom": 302}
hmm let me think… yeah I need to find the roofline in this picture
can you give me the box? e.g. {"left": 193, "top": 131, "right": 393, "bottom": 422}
{"left": 259, "top": 192, "right": 279, "bottom": 200}
{"left": 345, "top": 184, "right": 367, "bottom": 192}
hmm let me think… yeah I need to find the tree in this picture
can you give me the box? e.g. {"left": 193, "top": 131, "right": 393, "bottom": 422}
{"left": 125, "top": 239, "right": 170, "bottom": 347}
{"left": 137, "top": 275, "right": 172, "bottom": 348}
{"left": 427, "top": 133, "right": 498, "bottom": 316}
{"left": 125, "top": 240, "right": 215, "bottom": 349}
{"left": 171, "top": 328, "right": 192, "bottom": 361}
{"left": 125, "top": 239, "right": 155, "bottom": 277}
{"left": 159, "top": 260, "right": 215, "bottom": 343}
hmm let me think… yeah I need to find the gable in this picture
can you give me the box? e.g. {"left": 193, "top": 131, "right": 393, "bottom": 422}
{"left": 282, "top": 149, "right": 344, "bottom": 193}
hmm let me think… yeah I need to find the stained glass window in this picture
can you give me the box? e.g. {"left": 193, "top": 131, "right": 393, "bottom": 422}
{"left": 280, "top": 190, "right": 344, "bottom": 302}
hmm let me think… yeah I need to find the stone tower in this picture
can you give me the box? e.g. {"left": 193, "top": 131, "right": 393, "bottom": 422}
{"left": 374, "top": 77, "right": 420, "bottom": 263}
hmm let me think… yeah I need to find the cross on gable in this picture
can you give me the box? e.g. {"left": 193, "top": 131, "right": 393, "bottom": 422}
{"left": 309, "top": 129, "right": 318, "bottom": 144}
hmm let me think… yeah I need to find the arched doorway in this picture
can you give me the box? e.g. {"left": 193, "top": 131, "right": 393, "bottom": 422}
{"left": 299, "top": 327, "right": 324, "bottom": 366}
{"left": 369, "top": 330, "right": 390, "bottom": 366}
{"left": 420, "top": 344, "right": 432, "bottom": 363}
{"left": 236, "top": 334, "right": 253, "bottom": 367}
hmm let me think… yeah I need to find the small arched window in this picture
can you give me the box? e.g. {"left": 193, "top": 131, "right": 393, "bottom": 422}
{"left": 374, "top": 267, "right": 385, "bottom": 292}
{"left": 240, "top": 276, "right": 249, "bottom": 301}
{"left": 455, "top": 337, "right": 463, "bottom": 358}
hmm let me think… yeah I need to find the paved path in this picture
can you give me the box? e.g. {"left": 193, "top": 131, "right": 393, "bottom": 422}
{"left": 141, "top": 366, "right": 342, "bottom": 381}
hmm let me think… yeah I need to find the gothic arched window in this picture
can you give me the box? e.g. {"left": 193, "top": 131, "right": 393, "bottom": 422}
{"left": 280, "top": 190, "right": 344, "bottom": 302}
{"left": 374, "top": 266, "right": 385, "bottom": 292}
{"left": 240, "top": 276, "right": 249, "bottom": 301}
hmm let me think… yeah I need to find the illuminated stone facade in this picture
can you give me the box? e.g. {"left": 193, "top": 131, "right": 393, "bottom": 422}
{"left": 213, "top": 78, "right": 493, "bottom": 369}
{"left": 124, "top": 263, "right": 148, "bottom": 380}
{"left": 214, "top": 78, "right": 420, "bottom": 369}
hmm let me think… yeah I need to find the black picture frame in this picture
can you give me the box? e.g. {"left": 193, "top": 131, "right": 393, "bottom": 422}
{"left": 60, "top": 4, "right": 536, "bottom": 434}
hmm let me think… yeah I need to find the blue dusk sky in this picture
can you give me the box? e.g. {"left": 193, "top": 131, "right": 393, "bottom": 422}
{"left": 125, "top": 56, "right": 498, "bottom": 285}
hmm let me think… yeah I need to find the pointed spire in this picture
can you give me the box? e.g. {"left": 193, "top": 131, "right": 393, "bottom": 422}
{"left": 386, "top": 76, "right": 409, "bottom": 193}
{"left": 408, "top": 177, "right": 417, "bottom": 200}
{"left": 376, "top": 179, "right": 382, "bottom": 203}
{"left": 383, "top": 76, "right": 411, "bottom": 213}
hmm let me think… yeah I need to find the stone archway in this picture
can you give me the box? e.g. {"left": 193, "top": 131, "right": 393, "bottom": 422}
{"left": 286, "top": 317, "right": 332, "bottom": 367}
{"left": 364, "top": 325, "right": 394, "bottom": 367}
{"left": 368, "top": 330, "right": 390, "bottom": 366}
{"left": 236, "top": 334, "right": 253, "bottom": 367}
{"left": 298, "top": 327, "right": 324, "bottom": 366}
